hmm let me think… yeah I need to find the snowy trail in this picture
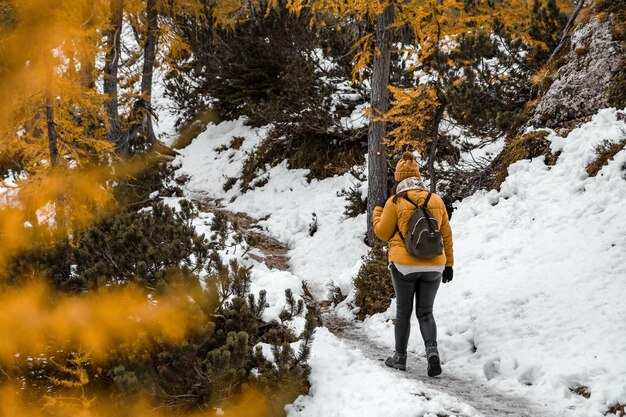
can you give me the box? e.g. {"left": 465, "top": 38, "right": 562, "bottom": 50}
{"left": 167, "top": 111, "right": 626, "bottom": 417}
{"left": 324, "top": 312, "right": 564, "bottom": 417}
{"left": 180, "top": 199, "right": 563, "bottom": 417}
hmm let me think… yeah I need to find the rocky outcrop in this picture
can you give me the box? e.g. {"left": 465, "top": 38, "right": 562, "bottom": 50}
{"left": 529, "top": 11, "right": 624, "bottom": 131}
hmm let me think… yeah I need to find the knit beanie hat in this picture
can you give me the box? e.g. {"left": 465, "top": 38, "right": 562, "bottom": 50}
{"left": 395, "top": 151, "right": 422, "bottom": 182}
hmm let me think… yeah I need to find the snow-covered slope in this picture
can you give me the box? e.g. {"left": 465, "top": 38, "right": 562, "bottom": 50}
{"left": 170, "top": 108, "right": 626, "bottom": 416}
{"left": 172, "top": 118, "right": 369, "bottom": 299}
{"left": 363, "top": 108, "right": 626, "bottom": 416}
{"left": 170, "top": 119, "right": 475, "bottom": 416}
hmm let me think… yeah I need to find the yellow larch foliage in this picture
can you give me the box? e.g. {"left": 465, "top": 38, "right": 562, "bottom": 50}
{"left": 351, "top": 33, "right": 374, "bottom": 83}
{"left": 0, "top": 280, "right": 208, "bottom": 363}
{"left": 286, "top": 0, "right": 572, "bottom": 78}
{"left": 0, "top": 0, "right": 112, "bottom": 173}
{"left": 2, "top": 381, "right": 270, "bottom": 417}
{"left": 47, "top": 352, "right": 91, "bottom": 395}
{"left": 383, "top": 84, "right": 441, "bottom": 153}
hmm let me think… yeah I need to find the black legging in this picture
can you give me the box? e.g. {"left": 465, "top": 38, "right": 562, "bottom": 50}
{"left": 390, "top": 263, "right": 442, "bottom": 354}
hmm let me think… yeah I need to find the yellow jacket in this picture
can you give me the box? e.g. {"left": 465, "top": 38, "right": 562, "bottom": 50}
{"left": 372, "top": 190, "right": 454, "bottom": 267}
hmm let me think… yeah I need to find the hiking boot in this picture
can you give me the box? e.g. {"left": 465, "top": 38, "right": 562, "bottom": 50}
{"left": 426, "top": 344, "right": 441, "bottom": 377}
{"left": 427, "top": 355, "right": 442, "bottom": 377}
{"left": 385, "top": 352, "right": 407, "bottom": 371}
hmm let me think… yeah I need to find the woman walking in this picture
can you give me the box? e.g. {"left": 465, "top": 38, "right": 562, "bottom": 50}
{"left": 372, "top": 152, "right": 454, "bottom": 377}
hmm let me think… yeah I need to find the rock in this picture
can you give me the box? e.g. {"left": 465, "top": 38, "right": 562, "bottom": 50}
{"left": 174, "top": 174, "right": 190, "bottom": 185}
{"left": 529, "top": 12, "right": 624, "bottom": 131}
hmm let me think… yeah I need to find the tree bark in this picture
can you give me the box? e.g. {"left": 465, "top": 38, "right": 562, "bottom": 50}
{"left": 427, "top": 87, "right": 446, "bottom": 194}
{"left": 103, "top": 0, "right": 125, "bottom": 153}
{"left": 366, "top": 4, "right": 395, "bottom": 245}
{"left": 45, "top": 94, "right": 59, "bottom": 166}
{"left": 79, "top": 7, "right": 97, "bottom": 89}
{"left": 139, "top": 0, "right": 158, "bottom": 144}
{"left": 548, "top": 0, "right": 585, "bottom": 63}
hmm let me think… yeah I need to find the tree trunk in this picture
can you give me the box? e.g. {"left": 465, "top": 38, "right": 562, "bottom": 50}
{"left": 140, "top": 0, "right": 158, "bottom": 144}
{"left": 427, "top": 87, "right": 446, "bottom": 194}
{"left": 103, "top": 0, "right": 125, "bottom": 154}
{"left": 548, "top": 0, "right": 585, "bottom": 63}
{"left": 366, "top": 4, "right": 395, "bottom": 245}
{"left": 45, "top": 94, "right": 59, "bottom": 166}
{"left": 427, "top": 136, "right": 438, "bottom": 194}
{"left": 79, "top": 7, "right": 97, "bottom": 89}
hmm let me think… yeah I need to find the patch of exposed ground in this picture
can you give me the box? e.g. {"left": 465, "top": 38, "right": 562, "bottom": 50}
{"left": 198, "top": 199, "right": 290, "bottom": 271}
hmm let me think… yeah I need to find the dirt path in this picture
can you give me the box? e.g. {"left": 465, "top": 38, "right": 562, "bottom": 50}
{"left": 198, "top": 198, "right": 291, "bottom": 271}
{"left": 323, "top": 311, "right": 570, "bottom": 417}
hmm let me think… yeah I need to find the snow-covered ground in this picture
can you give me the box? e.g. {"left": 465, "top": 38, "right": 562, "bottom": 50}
{"left": 362, "top": 108, "right": 626, "bottom": 416}
{"left": 168, "top": 106, "right": 626, "bottom": 416}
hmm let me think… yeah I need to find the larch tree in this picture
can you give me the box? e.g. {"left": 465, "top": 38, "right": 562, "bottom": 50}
{"left": 101, "top": 0, "right": 209, "bottom": 155}
{"left": 0, "top": 0, "right": 112, "bottom": 175}
{"left": 286, "top": 0, "right": 568, "bottom": 243}
{"left": 103, "top": 0, "right": 125, "bottom": 151}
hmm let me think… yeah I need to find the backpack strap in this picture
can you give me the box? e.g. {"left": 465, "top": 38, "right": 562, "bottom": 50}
{"left": 422, "top": 192, "right": 432, "bottom": 208}
{"left": 402, "top": 193, "right": 432, "bottom": 208}
{"left": 401, "top": 194, "right": 419, "bottom": 208}
{"left": 395, "top": 195, "right": 416, "bottom": 240}
{"left": 395, "top": 225, "right": 404, "bottom": 240}
{"left": 395, "top": 194, "right": 425, "bottom": 239}
{"left": 421, "top": 192, "right": 438, "bottom": 232}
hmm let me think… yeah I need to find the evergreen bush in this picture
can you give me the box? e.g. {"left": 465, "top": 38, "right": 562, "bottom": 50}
{"left": 338, "top": 183, "right": 367, "bottom": 218}
{"left": 74, "top": 201, "right": 209, "bottom": 290}
{"left": 167, "top": 6, "right": 367, "bottom": 183}
{"left": 8, "top": 201, "right": 315, "bottom": 415}
{"left": 353, "top": 243, "right": 395, "bottom": 321}
{"left": 112, "top": 153, "right": 183, "bottom": 208}
{"left": 1, "top": 235, "right": 76, "bottom": 291}
{"left": 428, "top": 2, "right": 566, "bottom": 142}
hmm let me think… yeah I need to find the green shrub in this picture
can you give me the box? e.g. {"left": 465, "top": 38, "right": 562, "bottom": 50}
{"left": 240, "top": 131, "right": 366, "bottom": 190}
{"left": 74, "top": 201, "right": 209, "bottom": 290}
{"left": 0, "top": 235, "right": 75, "bottom": 291}
{"left": 10, "top": 208, "right": 315, "bottom": 416}
{"left": 112, "top": 153, "right": 183, "bottom": 208}
{"left": 353, "top": 243, "right": 395, "bottom": 321}
{"left": 167, "top": 7, "right": 367, "bottom": 186}
{"left": 339, "top": 183, "right": 367, "bottom": 218}
{"left": 4, "top": 200, "right": 209, "bottom": 293}
{"left": 104, "top": 259, "right": 316, "bottom": 414}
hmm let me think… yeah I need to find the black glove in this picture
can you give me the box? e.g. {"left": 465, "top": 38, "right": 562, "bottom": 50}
{"left": 442, "top": 266, "right": 453, "bottom": 284}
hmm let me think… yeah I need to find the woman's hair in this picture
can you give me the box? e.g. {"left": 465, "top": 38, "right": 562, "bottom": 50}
{"left": 392, "top": 182, "right": 406, "bottom": 204}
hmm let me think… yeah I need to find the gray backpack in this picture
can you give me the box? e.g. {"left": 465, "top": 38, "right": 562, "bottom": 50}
{"left": 396, "top": 193, "right": 443, "bottom": 259}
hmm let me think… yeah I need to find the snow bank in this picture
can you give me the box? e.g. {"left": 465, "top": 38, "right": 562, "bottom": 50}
{"left": 363, "top": 108, "right": 626, "bottom": 416}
